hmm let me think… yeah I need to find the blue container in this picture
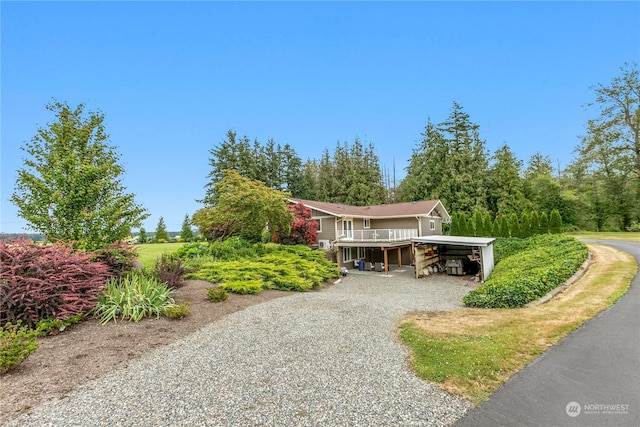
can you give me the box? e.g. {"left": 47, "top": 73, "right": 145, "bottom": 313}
{"left": 358, "top": 260, "right": 365, "bottom": 271}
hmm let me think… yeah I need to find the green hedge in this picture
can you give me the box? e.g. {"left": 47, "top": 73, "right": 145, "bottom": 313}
{"left": 463, "top": 235, "right": 588, "bottom": 308}
{"left": 187, "top": 244, "right": 339, "bottom": 294}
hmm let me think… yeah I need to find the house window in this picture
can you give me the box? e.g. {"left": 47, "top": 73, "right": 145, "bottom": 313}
{"left": 429, "top": 220, "right": 436, "bottom": 231}
{"left": 363, "top": 218, "right": 371, "bottom": 229}
{"left": 341, "top": 219, "right": 353, "bottom": 239}
{"left": 314, "top": 218, "right": 322, "bottom": 233}
{"left": 342, "top": 247, "right": 365, "bottom": 263}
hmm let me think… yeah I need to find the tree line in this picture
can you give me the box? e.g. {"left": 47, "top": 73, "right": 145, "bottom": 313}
{"left": 10, "top": 63, "right": 639, "bottom": 249}
{"left": 202, "top": 63, "right": 639, "bottom": 232}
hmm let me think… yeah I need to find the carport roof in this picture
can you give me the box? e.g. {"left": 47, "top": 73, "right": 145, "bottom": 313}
{"left": 412, "top": 235, "right": 496, "bottom": 247}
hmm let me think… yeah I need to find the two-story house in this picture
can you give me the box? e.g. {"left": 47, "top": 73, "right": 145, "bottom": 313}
{"left": 290, "top": 198, "right": 450, "bottom": 272}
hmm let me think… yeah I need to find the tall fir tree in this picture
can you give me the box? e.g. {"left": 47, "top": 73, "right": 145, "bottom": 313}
{"left": 155, "top": 216, "right": 169, "bottom": 242}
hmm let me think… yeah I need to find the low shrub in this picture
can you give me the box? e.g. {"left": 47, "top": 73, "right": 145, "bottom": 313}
{"left": 189, "top": 244, "right": 339, "bottom": 293}
{"left": 153, "top": 253, "right": 192, "bottom": 288}
{"left": 1, "top": 321, "right": 40, "bottom": 373}
{"left": 0, "top": 239, "right": 110, "bottom": 328}
{"left": 35, "top": 313, "right": 84, "bottom": 336}
{"left": 91, "top": 241, "right": 139, "bottom": 277}
{"left": 207, "top": 288, "right": 229, "bottom": 302}
{"left": 464, "top": 235, "right": 588, "bottom": 308}
{"left": 219, "top": 280, "right": 263, "bottom": 295}
{"left": 164, "top": 302, "right": 190, "bottom": 319}
{"left": 93, "top": 271, "right": 176, "bottom": 324}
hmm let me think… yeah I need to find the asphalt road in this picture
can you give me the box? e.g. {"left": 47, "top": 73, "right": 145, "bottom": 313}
{"left": 455, "top": 239, "right": 640, "bottom": 427}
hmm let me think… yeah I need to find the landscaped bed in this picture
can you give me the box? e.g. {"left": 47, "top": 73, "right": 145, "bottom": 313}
{"left": 463, "top": 235, "right": 589, "bottom": 308}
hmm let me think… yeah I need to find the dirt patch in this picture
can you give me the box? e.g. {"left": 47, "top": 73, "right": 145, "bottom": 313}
{"left": 0, "top": 279, "right": 336, "bottom": 424}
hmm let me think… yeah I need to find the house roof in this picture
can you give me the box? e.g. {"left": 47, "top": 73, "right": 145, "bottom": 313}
{"left": 290, "top": 199, "right": 450, "bottom": 221}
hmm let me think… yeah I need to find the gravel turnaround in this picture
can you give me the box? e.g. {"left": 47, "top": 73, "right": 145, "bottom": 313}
{"left": 5, "top": 269, "right": 473, "bottom": 427}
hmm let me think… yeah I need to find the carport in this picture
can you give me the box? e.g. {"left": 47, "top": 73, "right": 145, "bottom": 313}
{"left": 412, "top": 235, "right": 496, "bottom": 282}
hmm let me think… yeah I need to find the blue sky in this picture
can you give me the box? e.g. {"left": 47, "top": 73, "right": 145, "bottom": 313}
{"left": 2, "top": 1, "right": 639, "bottom": 233}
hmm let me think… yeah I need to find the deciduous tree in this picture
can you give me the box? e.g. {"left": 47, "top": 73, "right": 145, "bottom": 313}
{"left": 11, "top": 101, "right": 148, "bottom": 250}
{"left": 193, "top": 170, "right": 294, "bottom": 241}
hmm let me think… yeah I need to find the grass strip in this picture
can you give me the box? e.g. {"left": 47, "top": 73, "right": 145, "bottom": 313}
{"left": 399, "top": 243, "right": 637, "bottom": 404}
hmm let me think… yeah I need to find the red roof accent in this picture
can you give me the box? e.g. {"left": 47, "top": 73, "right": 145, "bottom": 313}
{"left": 291, "top": 199, "right": 448, "bottom": 219}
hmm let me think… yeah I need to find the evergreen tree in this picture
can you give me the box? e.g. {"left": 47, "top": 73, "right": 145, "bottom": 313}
{"left": 486, "top": 144, "right": 527, "bottom": 216}
{"left": 450, "top": 212, "right": 460, "bottom": 236}
{"left": 539, "top": 212, "right": 550, "bottom": 234}
{"left": 11, "top": 101, "right": 148, "bottom": 250}
{"left": 520, "top": 212, "right": 531, "bottom": 238}
{"left": 180, "top": 214, "right": 194, "bottom": 242}
{"left": 509, "top": 213, "right": 520, "bottom": 238}
{"left": 399, "top": 102, "right": 489, "bottom": 213}
{"left": 155, "top": 217, "right": 169, "bottom": 242}
{"left": 203, "top": 130, "right": 257, "bottom": 205}
{"left": 529, "top": 211, "right": 540, "bottom": 236}
{"left": 474, "top": 210, "right": 484, "bottom": 237}
{"left": 550, "top": 209, "right": 563, "bottom": 234}
{"left": 138, "top": 227, "right": 148, "bottom": 244}
{"left": 483, "top": 213, "right": 493, "bottom": 237}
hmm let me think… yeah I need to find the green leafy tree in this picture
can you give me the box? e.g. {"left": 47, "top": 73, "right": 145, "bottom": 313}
{"left": 11, "top": 101, "right": 148, "bottom": 250}
{"left": 571, "top": 63, "right": 640, "bottom": 230}
{"left": 193, "top": 170, "right": 294, "bottom": 241}
{"left": 155, "top": 217, "right": 169, "bottom": 242}
{"left": 180, "top": 214, "right": 194, "bottom": 242}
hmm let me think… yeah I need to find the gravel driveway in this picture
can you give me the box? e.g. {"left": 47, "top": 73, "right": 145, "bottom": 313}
{"left": 5, "top": 268, "right": 473, "bottom": 427}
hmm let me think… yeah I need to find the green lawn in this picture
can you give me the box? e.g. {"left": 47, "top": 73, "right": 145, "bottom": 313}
{"left": 136, "top": 242, "right": 184, "bottom": 268}
{"left": 567, "top": 231, "right": 640, "bottom": 241}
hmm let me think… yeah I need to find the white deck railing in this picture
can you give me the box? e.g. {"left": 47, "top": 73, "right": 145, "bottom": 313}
{"left": 338, "top": 229, "right": 418, "bottom": 242}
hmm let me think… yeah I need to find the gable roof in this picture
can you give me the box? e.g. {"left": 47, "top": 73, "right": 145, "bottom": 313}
{"left": 290, "top": 198, "right": 450, "bottom": 221}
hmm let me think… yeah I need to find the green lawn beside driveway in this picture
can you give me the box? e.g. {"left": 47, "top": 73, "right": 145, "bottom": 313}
{"left": 136, "top": 242, "right": 184, "bottom": 268}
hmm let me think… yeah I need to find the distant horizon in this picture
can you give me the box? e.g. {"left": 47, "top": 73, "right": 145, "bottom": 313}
{"left": 2, "top": 1, "right": 638, "bottom": 233}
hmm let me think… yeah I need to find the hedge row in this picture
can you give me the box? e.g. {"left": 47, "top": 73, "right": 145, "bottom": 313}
{"left": 463, "top": 235, "right": 588, "bottom": 308}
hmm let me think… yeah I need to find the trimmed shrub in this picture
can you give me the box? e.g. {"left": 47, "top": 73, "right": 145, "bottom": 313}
{"left": 94, "top": 271, "right": 176, "bottom": 324}
{"left": 0, "top": 239, "right": 110, "bottom": 328}
{"left": 164, "top": 302, "right": 190, "bottom": 319}
{"left": 464, "top": 235, "right": 588, "bottom": 308}
{"left": 207, "top": 288, "right": 229, "bottom": 302}
{"left": 1, "top": 321, "right": 40, "bottom": 373}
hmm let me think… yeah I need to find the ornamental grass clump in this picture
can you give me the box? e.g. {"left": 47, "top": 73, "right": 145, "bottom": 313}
{"left": 94, "top": 271, "right": 177, "bottom": 324}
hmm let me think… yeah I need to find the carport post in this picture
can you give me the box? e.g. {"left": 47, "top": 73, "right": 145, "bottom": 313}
{"left": 397, "top": 247, "right": 402, "bottom": 268}
{"left": 383, "top": 248, "right": 389, "bottom": 274}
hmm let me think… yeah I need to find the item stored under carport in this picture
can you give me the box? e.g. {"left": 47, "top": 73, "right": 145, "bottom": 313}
{"left": 446, "top": 259, "right": 464, "bottom": 276}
